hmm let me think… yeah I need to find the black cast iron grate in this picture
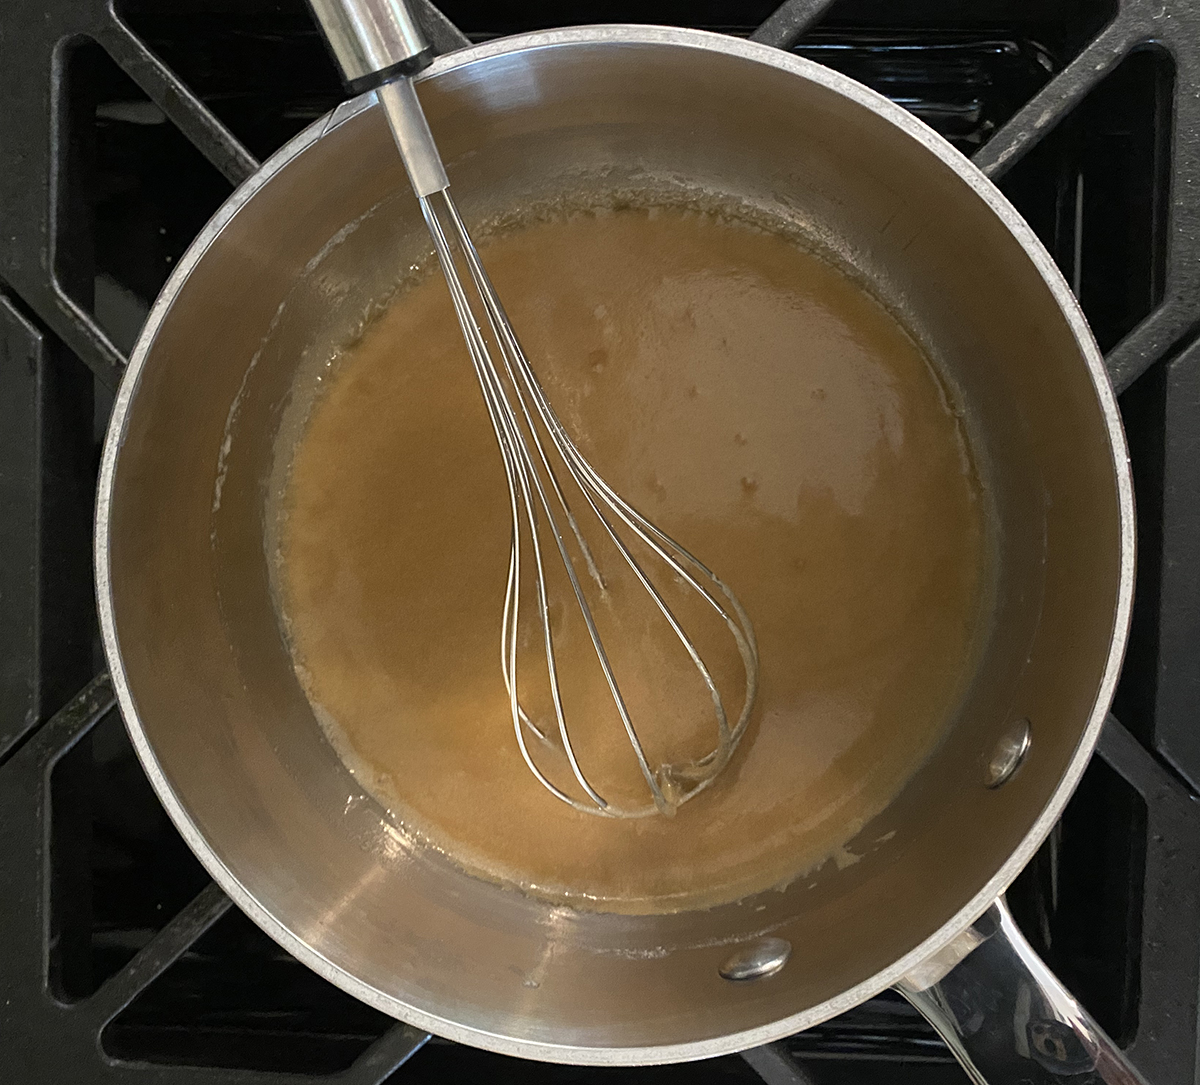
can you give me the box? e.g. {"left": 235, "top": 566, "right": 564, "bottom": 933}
{"left": 3, "top": 2, "right": 1200, "bottom": 1083}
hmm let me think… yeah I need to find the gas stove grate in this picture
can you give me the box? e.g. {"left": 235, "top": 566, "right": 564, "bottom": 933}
{"left": 4, "top": 2, "right": 1200, "bottom": 1083}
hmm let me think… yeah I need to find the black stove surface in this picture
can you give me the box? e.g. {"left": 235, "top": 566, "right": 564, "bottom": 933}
{"left": 3, "top": 2, "right": 1200, "bottom": 1083}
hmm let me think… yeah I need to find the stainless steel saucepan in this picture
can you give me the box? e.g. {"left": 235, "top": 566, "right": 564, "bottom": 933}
{"left": 95, "top": 24, "right": 1137, "bottom": 1083}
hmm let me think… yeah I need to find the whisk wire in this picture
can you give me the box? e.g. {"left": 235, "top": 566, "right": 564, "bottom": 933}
{"left": 444, "top": 197, "right": 759, "bottom": 729}
{"left": 451, "top": 203, "right": 758, "bottom": 784}
{"left": 419, "top": 195, "right": 611, "bottom": 811}
{"left": 420, "top": 187, "right": 759, "bottom": 818}
{"left": 436, "top": 200, "right": 682, "bottom": 813}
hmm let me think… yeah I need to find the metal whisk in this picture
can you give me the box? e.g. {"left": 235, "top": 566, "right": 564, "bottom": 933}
{"left": 310, "top": 0, "right": 759, "bottom": 817}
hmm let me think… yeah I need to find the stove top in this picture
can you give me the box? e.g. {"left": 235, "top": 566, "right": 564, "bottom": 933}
{"left": 3, "top": 2, "right": 1200, "bottom": 1083}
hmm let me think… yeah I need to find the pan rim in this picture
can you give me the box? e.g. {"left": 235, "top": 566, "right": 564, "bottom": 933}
{"left": 94, "top": 22, "right": 1136, "bottom": 1066}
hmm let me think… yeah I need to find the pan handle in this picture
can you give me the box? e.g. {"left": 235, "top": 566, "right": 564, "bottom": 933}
{"left": 895, "top": 897, "right": 1147, "bottom": 1085}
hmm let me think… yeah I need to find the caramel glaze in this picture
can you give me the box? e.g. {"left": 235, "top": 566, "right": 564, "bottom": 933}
{"left": 274, "top": 204, "right": 988, "bottom": 913}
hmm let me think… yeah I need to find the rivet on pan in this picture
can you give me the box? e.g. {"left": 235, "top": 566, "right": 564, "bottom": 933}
{"left": 986, "top": 719, "right": 1032, "bottom": 788}
{"left": 719, "top": 937, "right": 792, "bottom": 982}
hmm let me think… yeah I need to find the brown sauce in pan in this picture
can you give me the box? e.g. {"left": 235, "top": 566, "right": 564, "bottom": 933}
{"left": 273, "top": 204, "right": 989, "bottom": 913}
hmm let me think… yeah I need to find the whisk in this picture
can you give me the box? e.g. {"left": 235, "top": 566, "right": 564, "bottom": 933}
{"left": 310, "top": 0, "right": 759, "bottom": 817}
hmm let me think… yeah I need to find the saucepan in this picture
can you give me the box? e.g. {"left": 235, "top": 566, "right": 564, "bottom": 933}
{"left": 95, "top": 23, "right": 1137, "bottom": 1083}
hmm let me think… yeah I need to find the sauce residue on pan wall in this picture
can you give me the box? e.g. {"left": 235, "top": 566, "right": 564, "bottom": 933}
{"left": 271, "top": 203, "right": 990, "bottom": 913}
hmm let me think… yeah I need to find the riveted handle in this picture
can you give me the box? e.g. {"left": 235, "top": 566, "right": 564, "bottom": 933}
{"left": 897, "top": 898, "right": 1147, "bottom": 1085}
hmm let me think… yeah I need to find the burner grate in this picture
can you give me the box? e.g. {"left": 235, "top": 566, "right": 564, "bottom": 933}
{"left": 4, "top": 2, "right": 1200, "bottom": 1083}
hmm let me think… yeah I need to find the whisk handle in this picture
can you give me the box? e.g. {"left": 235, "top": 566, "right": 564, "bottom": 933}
{"left": 377, "top": 79, "right": 450, "bottom": 197}
{"left": 307, "top": 0, "right": 450, "bottom": 197}
{"left": 307, "top": 0, "right": 433, "bottom": 94}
